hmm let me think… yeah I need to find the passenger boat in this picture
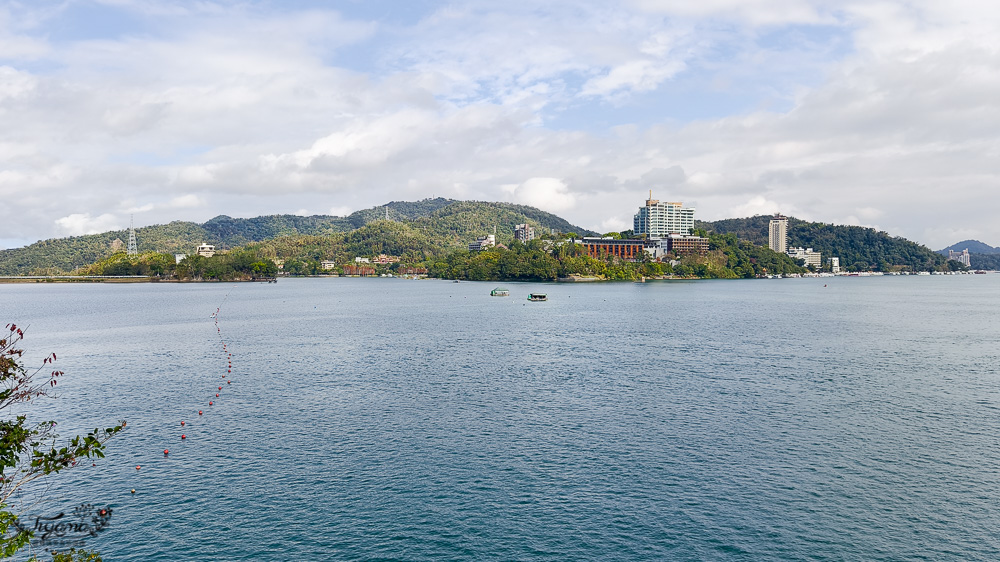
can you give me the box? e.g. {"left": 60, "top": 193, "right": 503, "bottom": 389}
{"left": 491, "top": 288, "right": 510, "bottom": 297}
{"left": 527, "top": 293, "right": 547, "bottom": 301}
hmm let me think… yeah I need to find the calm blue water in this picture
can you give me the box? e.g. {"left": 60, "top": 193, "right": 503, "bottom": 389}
{"left": 3, "top": 276, "right": 1000, "bottom": 560}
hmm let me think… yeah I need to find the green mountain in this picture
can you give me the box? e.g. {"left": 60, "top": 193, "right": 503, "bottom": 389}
{"left": 938, "top": 240, "right": 1000, "bottom": 255}
{"left": 697, "top": 216, "right": 953, "bottom": 271}
{"left": 0, "top": 199, "right": 595, "bottom": 275}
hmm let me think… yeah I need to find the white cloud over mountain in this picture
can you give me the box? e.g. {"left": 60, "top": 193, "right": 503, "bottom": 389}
{"left": 0, "top": 0, "right": 998, "bottom": 249}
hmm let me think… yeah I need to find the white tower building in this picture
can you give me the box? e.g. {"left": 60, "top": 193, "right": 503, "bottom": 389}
{"left": 633, "top": 191, "right": 695, "bottom": 237}
{"left": 768, "top": 215, "right": 788, "bottom": 253}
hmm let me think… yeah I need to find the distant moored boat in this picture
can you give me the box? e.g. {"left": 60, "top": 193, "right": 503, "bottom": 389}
{"left": 527, "top": 293, "right": 547, "bottom": 301}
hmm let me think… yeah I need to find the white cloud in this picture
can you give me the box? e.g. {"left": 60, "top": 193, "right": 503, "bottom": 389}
{"left": 600, "top": 216, "right": 630, "bottom": 232}
{"left": 165, "top": 194, "right": 204, "bottom": 209}
{"left": 55, "top": 213, "right": 121, "bottom": 236}
{"left": 508, "top": 178, "right": 576, "bottom": 212}
{"left": 729, "top": 196, "right": 784, "bottom": 218}
{"left": 629, "top": 0, "right": 836, "bottom": 26}
{"left": 0, "top": 0, "right": 998, "bottom": 250}
{"left": 581, "top": 59, "right": 686, "bottom": 98}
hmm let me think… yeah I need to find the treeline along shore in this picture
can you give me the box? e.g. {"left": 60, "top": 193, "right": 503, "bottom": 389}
{"left": 0, "top": 199, "right": 969, "bottom": 282}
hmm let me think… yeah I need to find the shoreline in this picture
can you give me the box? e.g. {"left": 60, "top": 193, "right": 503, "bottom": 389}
{"left": 0, "top": 276, "right": 276, "bottom": 284}
{"left": 0, "top": 271, "right": 992, "bottom": 284}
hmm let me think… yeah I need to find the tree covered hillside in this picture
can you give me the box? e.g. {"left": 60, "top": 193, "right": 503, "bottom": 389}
{"left": 937, "top": 240, "right": 1000, "bottom": 254}
{"left": 697, "top": 216, "right": 952, "bottom": 271}
{"left": 966, "top": 254, "right": 1000, "bottom": 270}
{"left": 0, "top": 199, "right": 595, "bottom": 275}
{"left": 247, "top": 202, "right": 597, "bottom": 268}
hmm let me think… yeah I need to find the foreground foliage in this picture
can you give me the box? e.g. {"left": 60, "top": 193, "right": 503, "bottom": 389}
{"left": 0, "top": 324, "right": 124, "bottom": 557}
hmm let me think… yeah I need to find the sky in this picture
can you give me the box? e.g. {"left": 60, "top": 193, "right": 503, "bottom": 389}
{"left": 1, "top": 0, "right": 998, "bottom": 250}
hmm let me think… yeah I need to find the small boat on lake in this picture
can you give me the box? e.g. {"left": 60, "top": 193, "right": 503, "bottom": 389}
{"left": 527, "top": 293, "right": 547, "bottom": 302}
{"left": 491, "top": 288, "right": 510, "bottom": 297}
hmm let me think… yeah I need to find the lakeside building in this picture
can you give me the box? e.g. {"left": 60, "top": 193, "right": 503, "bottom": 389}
{"left": 174, "top": 253, "right": 187, "bottom": 264}
{"left": 644, "top": 235, "right": 709, "bottom": 259}
{"left": 580, "top": 237, "right": 646, "bottom": 260}
{"left": 355, "top": 257, "right": 371, "bottom": 263}
{"left": 320, "top": 260, "right": 337, "bottom": 270}
{"left": 830, "top": 257, "right": 841, "bottom": 274}
{"left": 469, "top": 235, "right": 496, "bottom": 251}
{"left": 633, "top": 191, "right": 695, "bottom": 237}
{"left": 342, "top": 264, "right": 376, "bottom": 276}
{"left": 787, "top": 247, "right": 821, "bottom": 269}
{"left": 578, "top": 234, "right": 709, "bottom": 261}
{"left": 768, "top": 215, "right": 788, "bottom": 253}
{"left": 949, "top": 249, "right": 971, "bottom": 267}
{"left": 398, "top": 266, "right": 428, "bottom": 275}
{"left": 660, "top": 234, "right": 709, "bottom": 256}
{"left": 372, "top": 254, "right": 400, "bottom": 264}
{"left": 514, "top": 223, "right": 535, "bottom": 242}
{"left": 196, "top": 243, "right": 216, "bottom": 257}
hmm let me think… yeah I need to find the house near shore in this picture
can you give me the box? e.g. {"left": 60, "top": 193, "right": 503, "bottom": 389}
{"left": 196, "top": 243, "right": 216, "bottom": 257}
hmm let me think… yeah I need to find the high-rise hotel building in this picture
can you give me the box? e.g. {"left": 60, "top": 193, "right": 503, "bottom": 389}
{"left": 768, "top": 215, "right": 788, "bottom": 253}
{"left": 633, "top": 191, "right": 695, "bottom": 237}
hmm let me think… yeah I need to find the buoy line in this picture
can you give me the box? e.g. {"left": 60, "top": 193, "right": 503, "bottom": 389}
{"left": 130, "top": 285, "right": 240, "bottom": 495}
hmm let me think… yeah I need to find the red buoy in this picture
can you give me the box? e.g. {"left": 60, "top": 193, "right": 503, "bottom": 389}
{"left": 181, "top": 421, "right": 185, "bottom": 426}
{"left": 199, "top": 410, "right": 203, "bottom": 415}
{"left": 181, "top": 434, "right": 186, "bottom": 439}
{"left": 215, "top": 393, "right": 219, "bottom": 397}
{"left": 209, "top": 401, "right": 213, "bottom": 405}
{"left": 227, "top": 380, "right": 231, "bottom": 384}
{"left": 136, "top": 465, "right": 141, "bottom": 470}
{"left": 218, "top": 386, "right": 222, "bottom": 390}
{"left": 164, "top": 449, "right": 169, "bottom": 455}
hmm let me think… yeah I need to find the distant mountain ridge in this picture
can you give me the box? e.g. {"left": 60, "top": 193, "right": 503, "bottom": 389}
{"left": 937, "top": 240, "right": 1000, "bottom": 254}
{"left": 0, "top": 199, "right": 595, "bottom": 275}
{"left": 934, "top": 240, "right": 1000, "bottom": 270}
{"left": 697, "top": 215, "right": 952, "bottom": 271}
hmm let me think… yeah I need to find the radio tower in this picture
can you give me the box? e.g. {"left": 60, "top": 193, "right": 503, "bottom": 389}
{"left": 127, "top": 215, "right": 138, "bottom": 256}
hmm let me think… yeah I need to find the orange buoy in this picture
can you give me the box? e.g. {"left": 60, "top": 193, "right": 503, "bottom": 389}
{"left": 135, "top": 465, "right": 141, "bottom": 470}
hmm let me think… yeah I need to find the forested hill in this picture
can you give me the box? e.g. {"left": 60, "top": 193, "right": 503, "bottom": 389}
{"left": 935, "top": 240, "right": 1000, "bottom": 270}
{"left": 0, "top": 199, "right": 595, "bottom": 275}
{"left": 937, "top": 240, "right": 1000, "bottom": 254}
{"left": 696, "top": 216, "right": 951, "bottom": 271}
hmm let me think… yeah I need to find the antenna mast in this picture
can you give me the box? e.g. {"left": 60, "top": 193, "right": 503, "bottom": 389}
{"left": 127, "top": 215, "right": 138, "bottom": 256}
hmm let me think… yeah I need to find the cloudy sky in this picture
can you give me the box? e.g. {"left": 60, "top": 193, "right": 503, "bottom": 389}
{"left": 1, "top": 0, "right": 998, "bottom": 250}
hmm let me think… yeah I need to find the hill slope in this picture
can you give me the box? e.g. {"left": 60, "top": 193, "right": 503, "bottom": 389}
{"left": 697, "top": 216, "right": 951, "bottom": 271}
{"left": 937, "top": 240, "right": 1000, "bottom": 255}
{"left": 0, "top": 199, "right": 595, "bottom": 275}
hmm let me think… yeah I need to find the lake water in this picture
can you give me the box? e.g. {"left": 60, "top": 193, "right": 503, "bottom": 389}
{"left": 3, "top": 276, "right": 1000, "bottom": 560}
